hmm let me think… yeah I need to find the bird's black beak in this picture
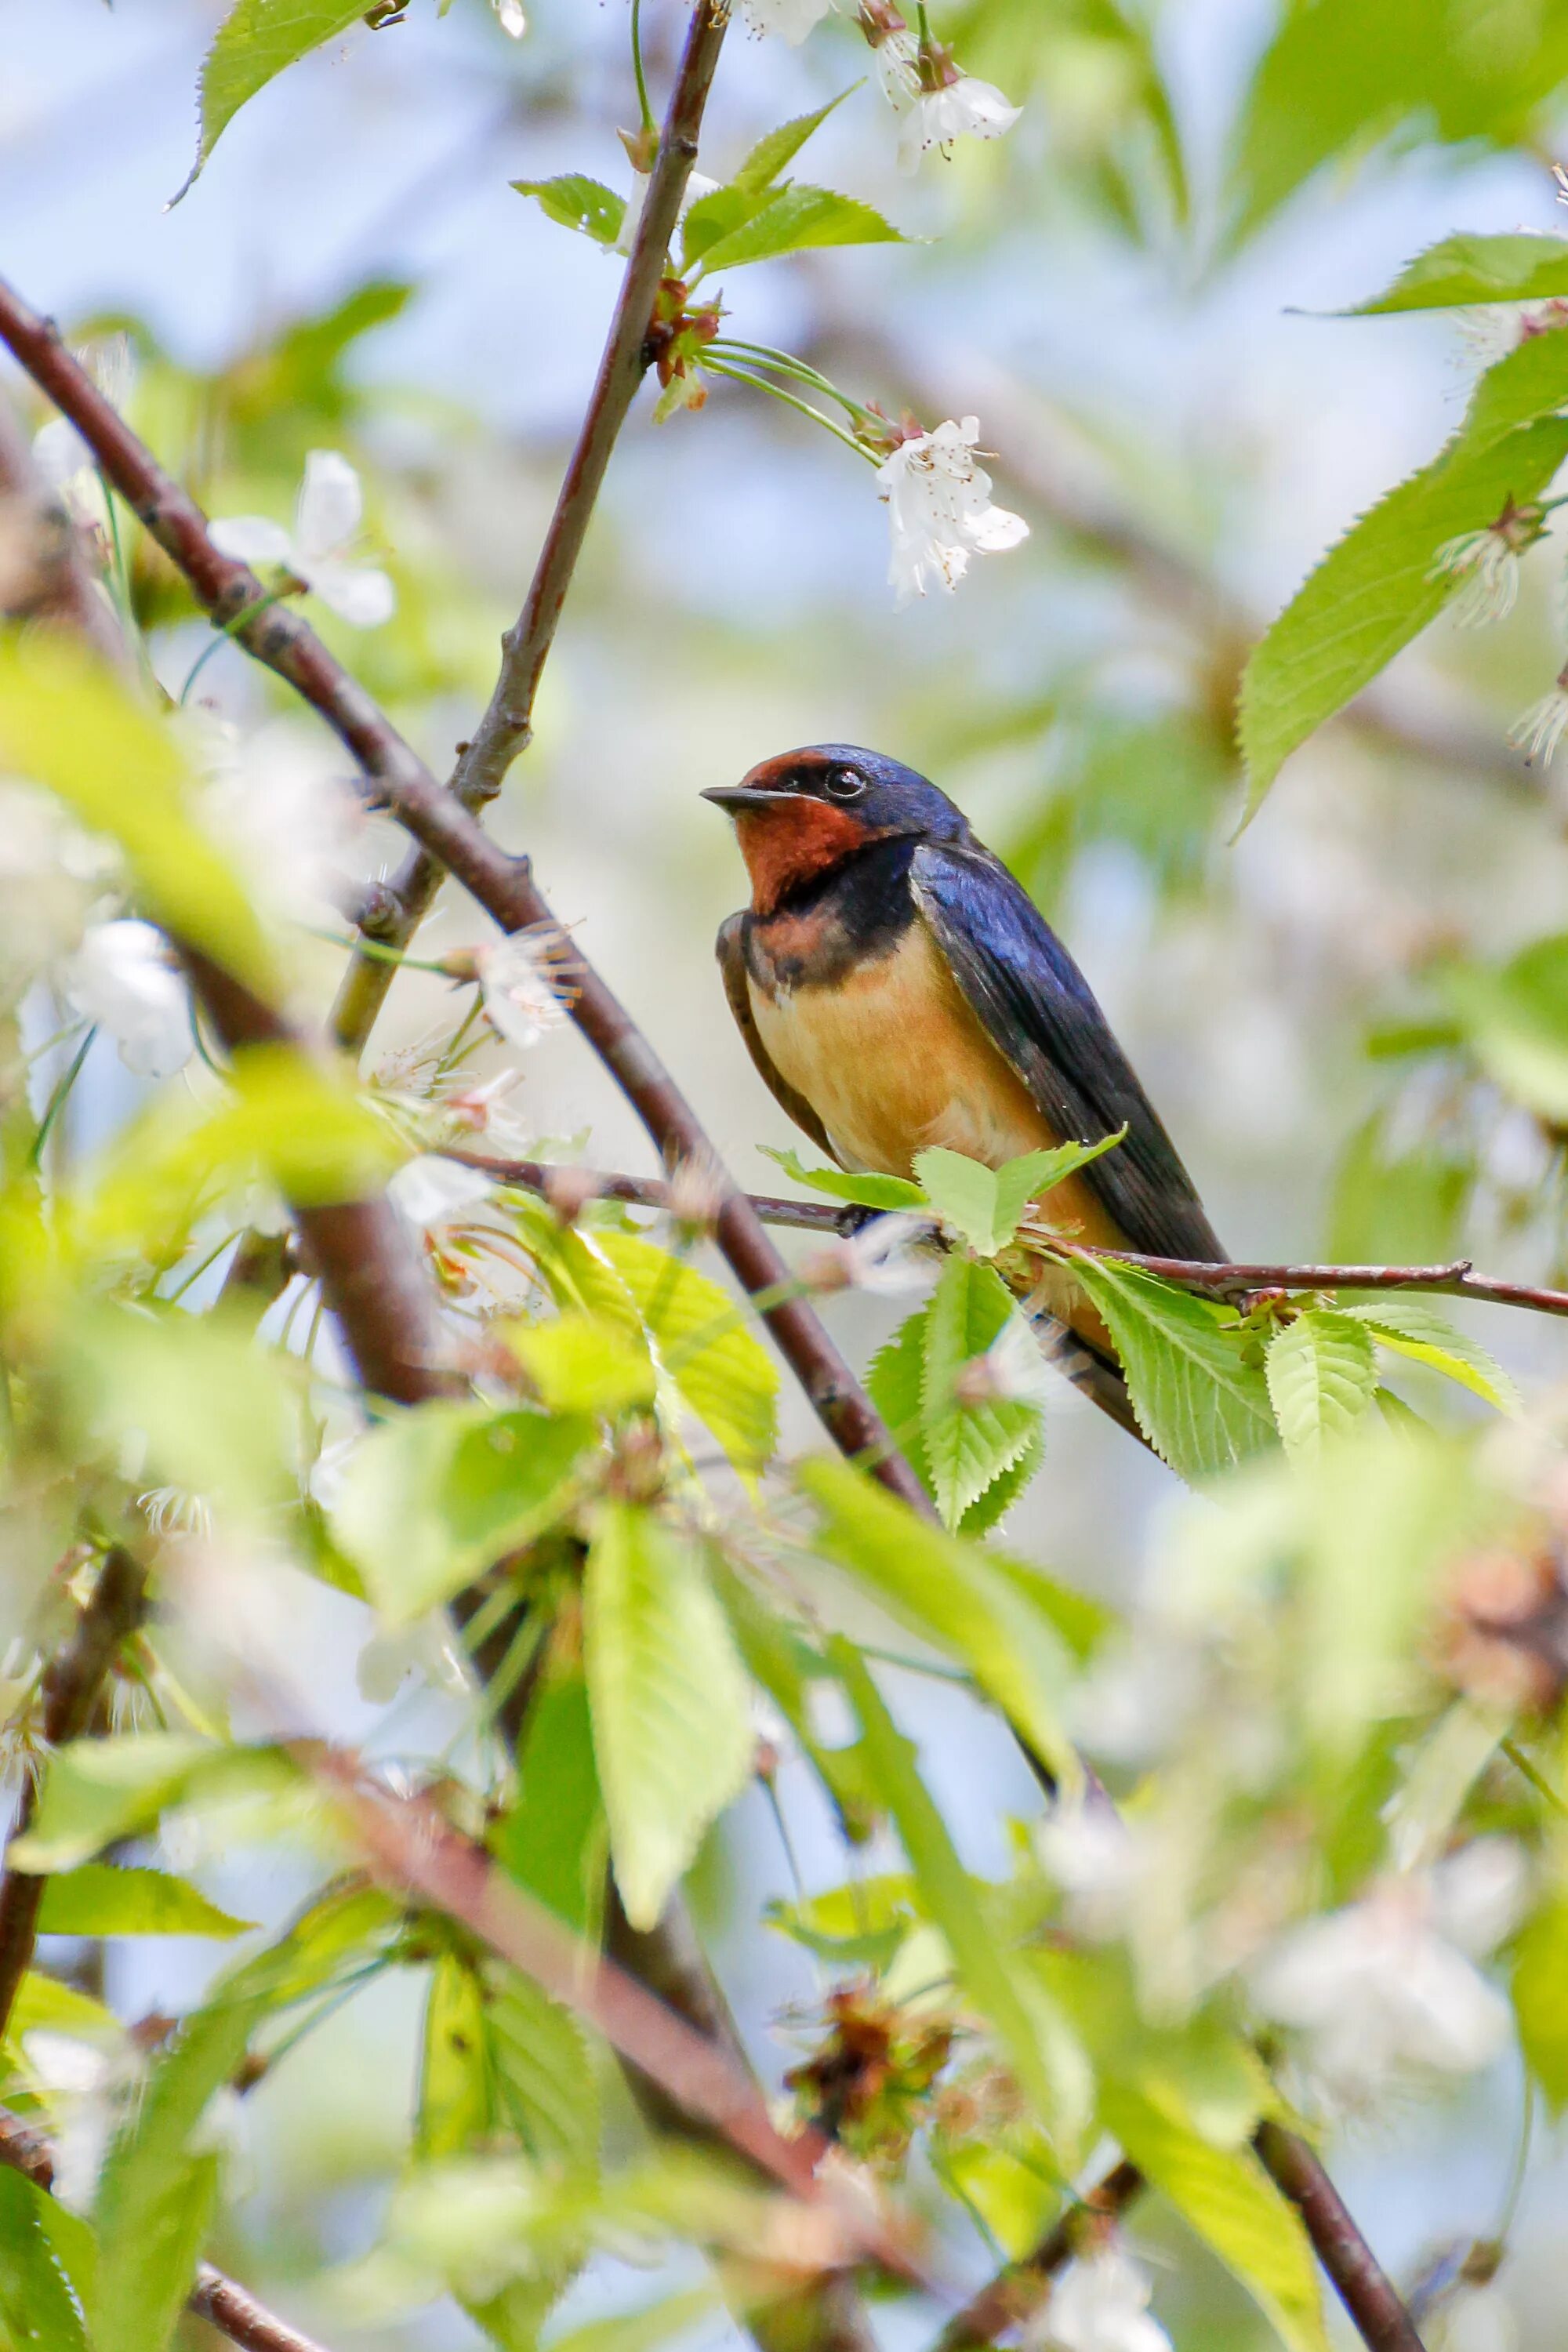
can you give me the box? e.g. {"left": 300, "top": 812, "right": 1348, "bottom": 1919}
{"left": 701, "top": 784, "right": 781, "bottom": 812}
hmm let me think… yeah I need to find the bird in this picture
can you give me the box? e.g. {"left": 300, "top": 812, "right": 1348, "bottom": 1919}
{"left": 702, "top": 743, "right": 1224, "bottom": 1426}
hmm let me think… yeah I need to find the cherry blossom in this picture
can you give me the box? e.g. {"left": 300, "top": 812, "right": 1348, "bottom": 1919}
{"left": 1036, "top": 2247, "right": 1171, "bottom": 2352}
{"left": 212, "top": 451, "right": 395, "bottom": 627}
{"left": 476, "top": 931, "right": 574, "bottom": 1050}
{"left": 494, "top": 0, "right": 526, "bottom": 31}
{"left": 877, "top": 416, "right": 1029, "bottom": 605}
{"left": 60, "top": 918, "right": 194, "bottom": 1078}
{"left": 896, "top": 56, "right": 1021, "bottom": 172}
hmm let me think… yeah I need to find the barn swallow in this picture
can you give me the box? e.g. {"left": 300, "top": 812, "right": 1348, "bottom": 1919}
{"left": 703, "top": 744, "right": 1223, "bottom": 1402}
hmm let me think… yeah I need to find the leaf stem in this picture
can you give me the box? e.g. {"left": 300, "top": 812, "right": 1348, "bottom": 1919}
{"left": 706, "top": 359, "right": 882, "bottom": 464}
{"left": 630, "top": 0, "right": 655, "bottom": 134}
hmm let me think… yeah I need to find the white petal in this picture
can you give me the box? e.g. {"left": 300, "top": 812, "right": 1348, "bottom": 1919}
{"left": 293, "top": 450, "right": 363, "bottom": 562}
{"left": 388, "top": 1153, "right": 495, "bottom": 1232}
{"left": 302, "top": 559, "right": 395, "bottom": 627}
{"left": 1394, "top": 1933, "right": 1512, "bottom": 2072}
{"left": 1428, "top": 1839, "right": 1528, "bottom": 1956}
{"left": 968, "top": 502, "right": 1029, "bottom": 552}
{"left": 1044, "top": 2250, "right": 1171, "bottom": 2352}
{"left": 60, "top": 919, "right": 193, "bottom": 1078}
{"left": 31, "top": 416, "right": 93, "bottom": 492}
{"left": 477, "top": 934, "right": 569, "bottom": 1050}
{"left": 210, "top": 515, "right": 296, "bottom": 568}
{"left": 495, "top": 0, "right": 526, "bottom": 31}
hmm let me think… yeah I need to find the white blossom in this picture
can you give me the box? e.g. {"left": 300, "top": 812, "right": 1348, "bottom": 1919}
{"left": 358, "top": 1613, "right": 474, "bottom": 1704}
{"left": 140, "top": 1484, "right": 215, "bottom": 1540}
{"left": 1438, "top": 2285, "right": 1517, "bottom": 2352}
{"left": 1249, "top": 1849, "right": 1523, "bottom": 2098}
{"left": 1432, "top": 529, "right": 1526, "bottom": 626}
{"left": 212, "top": 451, "right": 394, "bottom": 627}
{"left": 896, "top": 69, "right": 1021, "bottom": 173}
{"left": 1035, "top": 2248, "right": 1171, "bottom": 2352}
{"left": 60, "top": 918, "right": 194, "bottom": 1078}
{"left": 493, "top": 0, "right": 526, "bottom": 31}
{"left": 188, "top": 713, "right": 365, "bottom": 925}
{"left": 388, "top": 1153, "right": 496, "bottom": 1234}
{"left": 803, "top": 1209, "right": 938, "bottom": 1296}
{"left": 1036, "top": 1801, "right": 1148, "bottom": 1943}
{"left": 1508, "top": 678, "right": 1568, "bottom": 765}
{"left": 737, "top": 0, "right": 833, "bottom": 38}
{"left": 615, "top": 165, "right": 720, "bottom": 257}
{"left": 476, "top": 932, "right": 573, "bottom": 1050}
{"left": 23, "top": 2031, "right": 140, "bottom": 2211}
{"left": 877, "top": 416, "right": 1029, "bottom": 607}
{"left": 869, "top": 29, "right": 921, "bottom": 108}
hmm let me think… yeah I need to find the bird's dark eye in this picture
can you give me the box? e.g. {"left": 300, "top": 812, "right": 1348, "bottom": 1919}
{"left": 826, "top": 767, "right": 865, "bottom": 800}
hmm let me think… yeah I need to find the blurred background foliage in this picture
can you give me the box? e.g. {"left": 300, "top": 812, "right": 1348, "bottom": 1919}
{"left": 12, "top": 0, "right": 1568, "bottom": 2343}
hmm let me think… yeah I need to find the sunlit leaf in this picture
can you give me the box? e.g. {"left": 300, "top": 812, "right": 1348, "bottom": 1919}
{"left": 330, "top": 1402, "right": 597, "bottom": 1621}
{"left": 583, "top": 1504, "right": 753, "bottom": 1931}
{"left": 0, "top": 2165, "right": 93, "bottom": 2352}
{"left": 176, "top": 0, "right": 369, "bottom": 201}
{"left": 695, "top": 185, "right": 906, "bottom": 274}
{"left": 1338, "top": 1299, "right": 1520, "bottom": 1414}
{"left": 757, "top": 1145, "right": 926, "bottom": 1211}
{"left": 735, "top": 89, "right": 855, "bottom": 189}
{"left": 38, "top": 1862, "right": 254, "bottom": 1940}
{"left": 1071, "top": 1257, "right": 1276, "bottom": 1479}
{"left": 1513, "top": 1893, "right": 1568, "bottom": 2108}
{"left": 9, "top": 1735, "right": 218, "bottom": 1874}
{"left": 1265, "top": 1311, "right": 1378, "bottom": 1459}
{"left": 1346, "top": 230, "right": 1568, "bottom": 313}
{"left": 590, "top": 1232, "right": 778, "bottom": 1473}
{"left": 511, "top": 175, "right": 626, "bottom": 245}
{"left": 914, "top": 1137, "right": 1123, "bottom": 1256}
{"left": 506, "top": 1312, "right": 657, "bottom": 1417}
{"left": 920, "top": 1258, "right": 1041, "bottom": 1528}
{"left": 493, "top": 1670, "right": 607, "bottom": 1940}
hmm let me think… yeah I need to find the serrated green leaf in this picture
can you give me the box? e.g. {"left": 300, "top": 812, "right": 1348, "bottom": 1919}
{"left": 0, "top": 640, "right": 274, "bottom": 992}
{"left": 696, "top": 185, "right": 906, "bottom": 274}
{"left": 494, "top": 1671, "right": 606, "bottom": 1940}
{"left": 175, "top": 0, "right": 368, "bottom": 201}
{"left": 5, "top": 1973, "right": 121, "bottom": 2048}
{"left": 9, "top": 1735, "right": 217, "bottom": 1874}
{"left": 866, "top": 1301, "right": 931, "bottom": 1469}
{"left": 1265, "top": 1312, "right": 1378, "bottom": 1459}
{"left": 1512, "top": 1893, "right": 1568, "bottom": 2107}
{"left": 801, "top": 1457, "right": 1080, "bottom": 1787}
{"left": 735, "top": 89, "right": 854, "bottom": 190}
{"left": 485, "top": 1962, "right": 599, "bottom": 2176}
{"left": 1346, "top": 230, "right": 1568, "bottom": 314}
{"left": 37, "top": 1862, "right": 254, "bottom": 1940}
{"left": 921, "top": 1258, "right": 1040, "bottom": 1526}
{"left": 958, "top": 1421, "right": 1045, "bottom": 1537}
{"left": 757, "top": 1145, "right": 927, "bottom": 1211}
{"left": 1101, "top": 2089, "right": 1329, "bottom": 2352}
{"left": 583, "top": 1504, "right": 753, "bottom": 1931}
{"left": 913, "top": 1138, "right": 1126, "bottom": 1256}
{"left": 418, "top": 1953, "right": 492, "bottom": 2161}
{"left": 590, "top": 1232, "right": 779, "bottom": 1473}
{"left": 1339, "top": 1300, "right": 1520, "bottom": 1413}
{"left": 835, "top": 1644, "right": 1091, "bottom": 2143}
{"left": 330, "top": 1402, "right": 596, "bottom": 1621}
{"left": 1238, "top": 399, "right": 1568, "bottom": 814}
{"left": 1071, "top": 1258, "right": 1276, "bottom": 1481}
{"left": 511, "top": 175, "right": 626, "bottom": 245}
{"left": 506, "top": 1312, "right": 657, "bottom": 1417}
{"left": 0, "top": 2166, "right": 93, "bottom": 2352}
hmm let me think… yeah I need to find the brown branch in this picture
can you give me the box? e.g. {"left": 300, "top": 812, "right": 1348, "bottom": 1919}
{"left": 328, "top": 0, "right": 730, "bottom": 1055}
{"left": 0, "top": 1545, "right": 147, "bottom": 2042}
{"left": 934, "top": 2158, "right": 1144, "bottom": 2350}
{"left": 0, "top": 270, "right": 930, "bottom": 1515}
{"left": 1065, "top": 1243, "right": 1568, "bottom": 1323}
{"left": 1254, "top": 2123, "right": 1427, "bottom": 2352}
{"left": 0, "top": 2109, "right": 334, "bottom": 2352}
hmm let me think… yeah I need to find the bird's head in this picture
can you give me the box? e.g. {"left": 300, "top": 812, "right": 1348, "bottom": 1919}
{"left": 702, "top": 745, "right": 970, "bottom": 916}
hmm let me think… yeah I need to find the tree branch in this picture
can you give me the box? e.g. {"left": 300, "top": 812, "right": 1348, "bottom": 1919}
{"left": 0, "top": 272, "right": 930, "bottom": 1513}
{"left": 933, "top": 2158, "right": 1144, "bottom": 2351}
{"left": 328, "top": 0, "right": 730, "bottom": 1055}
{"left": 0, "top": 2108, "right": 336, "bottom": 2352}
{"left": 1254, "top": 2122, "right": 1427, "bottom": 2352}
{"left": 0, "top": 1545, "right": 147, "bottom": 2042}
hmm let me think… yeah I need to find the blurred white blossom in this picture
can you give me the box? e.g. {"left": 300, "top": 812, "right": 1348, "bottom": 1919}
{"left": 493, "top": 0, "right": 526, "bottom": 31}
{"left": 1250, "top": 1845, "right": 1524, "bottom": 2098}
{"left": 389, "top": 1153, "right": 496, "bottom": 1234}
{"left": 804, "top": 1210, "right": 938, "bottom": 1296}
{"left": 1034, "top": 2247, "right": 1171, "bottom": 2352}
{"left": 23, "top": 2031, "right": 140, "bottom": 2211}
{"left": 60, "top": 918, "right": 193, "bottom": 1077}
{"left": 877, "top": 417, "right": 1028, "bottom": 606}
{"left": 737, "top": 0, "right": 833, "bottom": 38}
{"left": 212, "top": 451, "right": 395, "bottom": 627}
{"left": 477, "top": 933, "right": 573, "bottom": 1050}
{"left": 188, "top": 713, "right": 365, "bottom": 926}
{"left": 896, "top": 63, "right": 1021, "bottom": 172}
{"left": 140, "top": 1484, "right": 214, "bottom": 1540}
{"left": 1436, "top": 2285, "right": 1517, "bottom": 2352}
{"left": 1508, "top": 670, "right": 1568, "bottom": 765}
{"left": 358, "top": 1613, "right": 473, "bottom": 1704}
{"left": 1036, "top": 1801, "right": 1149, "bottom": 1944}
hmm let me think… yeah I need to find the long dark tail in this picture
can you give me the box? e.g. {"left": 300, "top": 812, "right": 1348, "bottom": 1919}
{"left": 1023, "top": 1301, "right": 1151, "bottom": 1450}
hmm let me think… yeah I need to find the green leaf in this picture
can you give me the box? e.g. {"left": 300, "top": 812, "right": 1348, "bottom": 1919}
{"left": 9, "top": 1735, "right": 217, "bottom": 1873}
{"left": 1347, "top": 230, "right": 1568, "bottom": 314}
{"left": 1100, "top": 2089, "right": 1329, "bottom": 2352}
{"left": 958, "top": 1421, "right": 1045, "bottom": 1538}
{"left": 591, "top": 1232, "right": 779, "bottom": 1474}
{"left": 511, "top": 174, "right": 626, "bottom": 245}
{"left": 1070, "top": 1258, "right": 1277, "bottom": 1480}
{"left": 1338, "top": 1300, "right": 1520, "bottom": 1414}
{"left": 0, "top": 640, "right": 275, "bottom": 993}
{"left": 735, "top": 89, "right": 855, "bottom": 190}
{"left": 1513, "top": 1893, "right": 1568, "bottom": 2107}
{"left": 921, "top": 1258, "right": 1041, "bottom": 1528}
{"left": 583, "top": 1504, "right": 753, "bottom": 1931}
{"left": 914, "top": 1137, "right": 1124, "bottom": 1256}
{"left": 485, "top": 1963, "right": 599, "bottom": 2176}
{"left": 0, "top": 2165, "right": 93, "bottom": 2352}
{"left": 757, "top": 1145, "right": 927, "bottom": 1211}
{"left": 1444, "top": 931, "right": 1568, "bottom": 1121}
{"left": 1238, "top": 398, "right": 1568, "bottom": 815}
{"left": 494, "top": 1671, "right": 607, "bottom": 1940}
{"left": 543, "top": 2286, "right": 723, "bottom": 2352}
{"left": 506, "top": 1312, "right": 657, "bottom": 1417}
{"left": 330, "top": 1402, "right": 596, "bottom": 1621}
{"left": 176, "top": 0, "right": 368, "bottom": 201}
{"left": 695, "top": 185, "right": 906, "bottom": 274}
{"left": 800, "top": 1458, "right": 1081, "bottom": 1784}
{"left": 37, "top": 1863, "right": 253, "bottom": 1940}
{"left": 1265, "top": 1312, "right": 1378, "bottom": 1459}
{"left": 835, "top": 1644, "right": 1091, "bottom": 2143}
{"left": 418, "top": 1952, "right": 492, "bottom": 2161}
{"left": 5, "top": 1974, "right": 121, "bottom": 2048}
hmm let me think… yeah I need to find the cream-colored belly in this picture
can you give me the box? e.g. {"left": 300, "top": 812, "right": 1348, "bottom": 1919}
{"left": 748, "top": 921, "right": 1121, "bottom": 1254}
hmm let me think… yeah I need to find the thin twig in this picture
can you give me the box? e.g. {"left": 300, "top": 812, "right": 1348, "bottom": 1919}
{"left": 0, "top": 270, "right": 930, "bottom": 1512}
{"left": 935, "top": 2158, "right": 1144, "bottom": 2350}
{"left": 1254, "top": 2122, "right": 1428, "bottom": 2352}
{"left": 0, "top": 1545, "right": 147, "bottom": 2041}
{"left": 0, "top": 2108, "right": 334, "bottom": 2352}
{"left": 328, "top": 0, "right": 729, "bottom": 1057}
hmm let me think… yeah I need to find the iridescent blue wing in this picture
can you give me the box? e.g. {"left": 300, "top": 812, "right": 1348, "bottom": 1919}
{"left": 911, "top": 843, "right": 1225, "bottom": 1262}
